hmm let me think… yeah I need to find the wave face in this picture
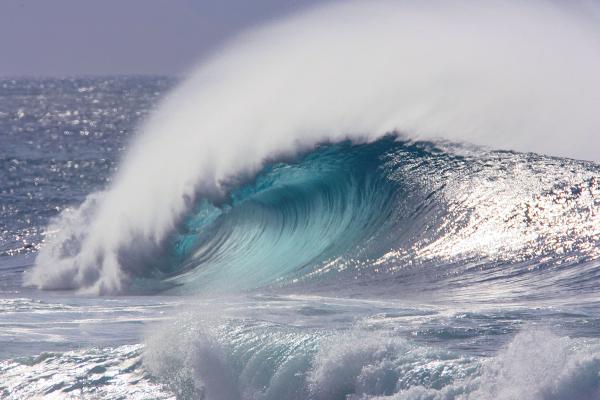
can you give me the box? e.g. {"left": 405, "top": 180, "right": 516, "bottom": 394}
{"left": 25, "top": 0, "right": 600, "bottom": 293}
{"left": 139, "top": 137, "right": 600, "bottom": 298}
{"left": 163, "top": 138, "right": 397, "bottom": 293}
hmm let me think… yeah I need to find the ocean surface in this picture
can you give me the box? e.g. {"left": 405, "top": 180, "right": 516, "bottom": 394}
{"left": 2, "top": 76, "right": 600, "bottom": 399}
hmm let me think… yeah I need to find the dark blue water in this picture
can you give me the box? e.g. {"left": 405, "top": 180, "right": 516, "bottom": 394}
{"left": 2, "top": 77, "right": 600, "bottom": 400}
{"left": 0, "top": 77, "right": 180, "bottom": 397}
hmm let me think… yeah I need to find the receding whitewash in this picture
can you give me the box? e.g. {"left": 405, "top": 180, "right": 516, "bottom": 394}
{"left": 25, "top": 0, "right": 600, "bottom": 293}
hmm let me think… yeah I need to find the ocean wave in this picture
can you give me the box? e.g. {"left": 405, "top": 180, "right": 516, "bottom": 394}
{"left": 24, "top": 0, "right": 600, "bottom": 294}
{"left": 26, "top": 137, "right": 600, "bottom": 297}
{"left": 143, "top": 314, "right": 600, "bottom": 400}
{"left": 4, "top": 301, "right": 599, "bottom": 399}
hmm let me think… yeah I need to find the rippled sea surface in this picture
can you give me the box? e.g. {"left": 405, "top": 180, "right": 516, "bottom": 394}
{"left": 2, "top": 77, "right": 600, "bottom": 400}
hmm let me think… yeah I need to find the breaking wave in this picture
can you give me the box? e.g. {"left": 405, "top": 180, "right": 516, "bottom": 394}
{"left": 25, "top": 0, "right": 600, "bottom": 294}
{"left": 143, "top": 317, "right": 600, "bottom": 400}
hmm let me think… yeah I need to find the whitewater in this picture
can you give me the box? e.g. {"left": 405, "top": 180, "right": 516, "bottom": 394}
{"left": 2, "top": 0, "right": 600, "bottom": 399}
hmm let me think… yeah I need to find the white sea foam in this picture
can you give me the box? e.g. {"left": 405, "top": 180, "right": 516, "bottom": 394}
{"left": 25, "top": 0, "right": 600, "bottom": 293}
{"left": 383, "top": 329, "right": 600, "bottom": 400}
{"left": 471, "top": 329, "right": 600, "bottom": 400}
{"left": 143, "top": 317, "right": 600, "bottom": 400}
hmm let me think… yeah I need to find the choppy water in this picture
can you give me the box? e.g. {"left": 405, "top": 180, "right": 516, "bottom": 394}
{"left": 2, "top": 77, "right": 600, "bottom": 400}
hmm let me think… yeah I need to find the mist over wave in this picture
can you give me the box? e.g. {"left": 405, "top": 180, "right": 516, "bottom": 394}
{"left": 25, "top": 0, "right": 600, "bottom": 294}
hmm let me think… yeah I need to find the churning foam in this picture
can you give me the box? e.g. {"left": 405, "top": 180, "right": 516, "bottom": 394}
{"left": 143, "top": 314, "right": 600, "bottom": 400}
{"left": 26, "top": 0, "right": 600, "bottom": 293}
